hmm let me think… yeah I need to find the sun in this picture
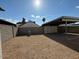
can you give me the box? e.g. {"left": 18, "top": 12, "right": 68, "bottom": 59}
{"left": 35, "top": 0, "right": 41, "bottom": 8}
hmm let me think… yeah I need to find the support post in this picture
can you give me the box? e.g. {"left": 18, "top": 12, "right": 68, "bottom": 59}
{"left": 65, "top": 20, "right": 67, "bottom": 33}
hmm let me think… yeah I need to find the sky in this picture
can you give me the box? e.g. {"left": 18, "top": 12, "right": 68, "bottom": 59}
{"left": 0, "top": 0, "right": 79, "bottom": 25}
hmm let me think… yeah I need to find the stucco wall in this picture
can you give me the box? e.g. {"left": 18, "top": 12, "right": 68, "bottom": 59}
{"left": 58, "top": 27, "right": 65, "bottom": 33}
{"left": 58, "top": 26, "right": 79, "bottom": 33}
{"left": 17, "top": 27, "right": 43, "bottom": 36}
{"left": 67, "top": 26, "right": 79, "bottom": 33}
{"left": 44, "top": 26, "right": 57, "bottom": 33}
{"left": 0, "top": 24, "right": 17, "bottom": 42}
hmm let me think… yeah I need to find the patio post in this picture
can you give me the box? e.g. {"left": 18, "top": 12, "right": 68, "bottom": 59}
{"left": 65, "top": 20, "right": 67, "bottom": 33}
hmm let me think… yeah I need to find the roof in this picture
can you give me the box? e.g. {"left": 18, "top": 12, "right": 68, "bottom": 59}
{"left": 0, "top": 19, "right": 16, "bottom": 26}
{"left": 19, "top": 22, "right": 40, "bottom": 28}
{"left": 42, "top": 16, "right": 79, "bottom": 26}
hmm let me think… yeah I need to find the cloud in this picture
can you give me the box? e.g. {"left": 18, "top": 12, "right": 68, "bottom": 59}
{"left": 0, "top": 17, "right": 18, "bottom": 24}
{"left": 6, "top": 19, "right": 28, "bottom": 23}
{"left": 31, "top": 14, "right": 35, "bottom": 18}
{"left": 6, "top": 19, "right": 18, "bottom": 24}
{"left": 31, "top": 14, "right": 42, "bottom": 19}
{"left": 76, "top": 6, "right": 79, "bottom": 8}
{"left": 36, "top": 16, "right": 41, "bottom": 18}
{"left": 25, "top": 19, "right": 28, "bottom": 22}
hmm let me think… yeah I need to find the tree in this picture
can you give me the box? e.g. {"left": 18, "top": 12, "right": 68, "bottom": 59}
{"left": 42, "top": 18, "right": 46, "bottom": 34}
{"left": 22, "top": 18, "right": 26, "bottom": 24}
{"left": 42, "top": 17, "right": 46, "bottom": 23}
{"left": 0, "top": 6, "right": 5, "bottom": 11}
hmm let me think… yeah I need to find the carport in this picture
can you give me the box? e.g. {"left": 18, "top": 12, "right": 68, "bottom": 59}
{"left": 42, "top": 16, "right": 79, "bottom": 33}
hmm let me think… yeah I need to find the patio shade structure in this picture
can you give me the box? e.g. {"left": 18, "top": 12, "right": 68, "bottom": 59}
{"left": 42, "top": 16, "right": 79, "bottom": 33}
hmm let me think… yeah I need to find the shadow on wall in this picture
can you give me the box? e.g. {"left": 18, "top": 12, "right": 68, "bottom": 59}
{"left": 16, "top": 32, "right": 43, "bottom": 36}
{"left": 44, "top": 33, "right": 79, "bottom": 52}
{"left": 16, "top": 27, "right": 44, "bottom": 36}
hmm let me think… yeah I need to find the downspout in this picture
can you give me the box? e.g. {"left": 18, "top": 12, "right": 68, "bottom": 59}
{"left": 12, "top": 26, "right": 14, "bottom": 38}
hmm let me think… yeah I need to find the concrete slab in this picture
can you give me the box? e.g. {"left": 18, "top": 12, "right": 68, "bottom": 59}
{"left": 65, "top": 33, "right": 79, "bottom": 36}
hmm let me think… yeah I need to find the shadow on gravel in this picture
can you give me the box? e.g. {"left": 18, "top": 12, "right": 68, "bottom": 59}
{"left": 44, "top": 33, "right": 79, "bottom": 52}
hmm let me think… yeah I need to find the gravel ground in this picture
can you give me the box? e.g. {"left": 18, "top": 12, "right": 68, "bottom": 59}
{"left": 2, "top": 35, "right": 79, "bottom": 59}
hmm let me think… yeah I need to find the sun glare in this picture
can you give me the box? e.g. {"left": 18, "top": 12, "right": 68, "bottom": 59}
{"left": 35, "top": 0, "right": 41, "bottom": 8}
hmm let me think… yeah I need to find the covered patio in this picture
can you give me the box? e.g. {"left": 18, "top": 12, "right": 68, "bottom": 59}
{"left": 42, "top": 16, "right": 79, "bottom": 33}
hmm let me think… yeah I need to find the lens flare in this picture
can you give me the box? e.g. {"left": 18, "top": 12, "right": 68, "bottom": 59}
{"left": 35, "top": 0, "right": 41, "bottom": 8}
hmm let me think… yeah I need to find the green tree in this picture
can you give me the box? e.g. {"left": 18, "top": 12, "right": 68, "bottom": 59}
{"left": 22, "top": 18, "right": 26, "bottom": 24}
{"left": 0, "top": 6, "right": 5, "bottom": 11}
{"left": 42, "top": 18, "right": 46, "bottom": 23}
{"left": 42, "top": 18, "right": 46, "bottom": 34}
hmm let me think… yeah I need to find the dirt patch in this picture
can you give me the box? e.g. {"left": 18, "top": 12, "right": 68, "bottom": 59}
{"left": 2, "top": 35, "right": 79, "bottom": 59}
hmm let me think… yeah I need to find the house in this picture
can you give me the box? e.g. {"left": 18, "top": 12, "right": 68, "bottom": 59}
{"left": 17, "top": 19, "right": 43, "bottom": 36}
{"left": 0, "top": 19, "right": 17, "bottom": 42}
{"left": 42, "top": 16, "right": 79, "bottom": 34}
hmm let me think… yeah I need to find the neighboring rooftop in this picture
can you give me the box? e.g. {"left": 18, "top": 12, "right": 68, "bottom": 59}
{"left": 17, "top": 18, "right": 40, "bottom": 28}
{"left": 0, "top": 19, "right": 16, "bottom": 26}
{"left": 19, "top": 21, "right": 40, "bottom": 28}
{"left": 42, "top": 16, "right": 79, "bottom": 26}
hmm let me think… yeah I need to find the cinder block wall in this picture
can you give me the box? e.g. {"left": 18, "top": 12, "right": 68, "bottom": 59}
{"left": 0, "top": 24, "right": 17, "bottom": 42}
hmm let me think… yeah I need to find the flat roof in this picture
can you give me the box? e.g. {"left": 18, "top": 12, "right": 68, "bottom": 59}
{"left": 0, "top": 19, "right": 16, "bottom": 26}
{"left": 42, "top": 16, "right": 79, "bottom": 26}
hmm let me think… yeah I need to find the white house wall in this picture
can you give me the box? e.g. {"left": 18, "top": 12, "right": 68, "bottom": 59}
{"left": 44, "top": 26, "right": 57, "bottom": 33}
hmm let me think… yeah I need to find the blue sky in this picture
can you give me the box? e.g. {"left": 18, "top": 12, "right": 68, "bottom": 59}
{"left": 0, "top": 0, "right": 79, "bottom": 25}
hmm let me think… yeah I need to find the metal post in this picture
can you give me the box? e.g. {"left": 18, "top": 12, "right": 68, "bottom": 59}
{"left": 43, "top": 26, "right": 44, "bottom": 34}
{"left": 65, "top": 20, "right": 67, "bottom": 33}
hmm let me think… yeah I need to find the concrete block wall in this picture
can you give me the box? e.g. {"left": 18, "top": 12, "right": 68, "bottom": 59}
{"left": 0, "top": 24, "right": 17, "bottom": 42}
